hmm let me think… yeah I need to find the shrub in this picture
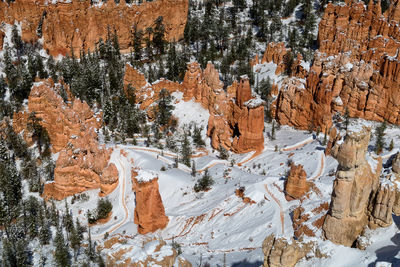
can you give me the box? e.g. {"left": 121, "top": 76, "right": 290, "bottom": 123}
{"left": 194, "top": 170, "right": 214, "bottom": 192}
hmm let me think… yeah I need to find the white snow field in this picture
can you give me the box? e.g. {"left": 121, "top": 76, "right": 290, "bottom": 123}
{"left": 60, "top": 100, "right": 400, "bottom": 266}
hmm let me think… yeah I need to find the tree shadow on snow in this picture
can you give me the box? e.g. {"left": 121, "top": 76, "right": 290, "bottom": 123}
{"left": 368, "top": 216, "right": 400, "bottom": 267}
{"left": 229, "top": 259, "right": 263, "bottom": 267}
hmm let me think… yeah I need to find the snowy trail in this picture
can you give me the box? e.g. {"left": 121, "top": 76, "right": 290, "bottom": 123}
{"left": 92, "top": 153, "right": 130, "bottom": 240}
{"left": 280, "top": 137, "right": 314, "bottom": 152}
{"left": 264, "top": 184, "right": 285, "bottom": 235}
{"left": 310, "top": 151, "right": 325, "bottom": 181}
{"left": 197, "top": 159, "right": 228, "bottom": 173}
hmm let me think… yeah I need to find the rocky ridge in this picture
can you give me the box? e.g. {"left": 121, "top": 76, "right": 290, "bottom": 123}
{"left": 0, "top": 0, "right": 188, "bottom": 56}
{"left": 272, "top": 0, "right": 400, "bottom": 131}
{"left": 13, "top": 80, "right": 118, "bottom": 200}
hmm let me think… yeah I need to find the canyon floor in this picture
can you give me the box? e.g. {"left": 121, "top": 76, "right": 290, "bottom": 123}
{"left": 42, "top": 95, "right": 400, "bottom": 266}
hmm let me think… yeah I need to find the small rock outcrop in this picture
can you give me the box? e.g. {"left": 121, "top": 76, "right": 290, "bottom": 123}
{"left": 132, "top": 170, "right": 169, "bottom": 234}
{"left": 323, "top": 128, "right": 382, "bottom": 246}
{"left": 13, "top": 80, "right": 118, "bottom": 200}
{"left": 284, "top": 164, "right": 308, "bottom": 201}
{"left": 262, "top": 234, "right": 314, "bottom": 267}
{"left": 0, "top": 0, "right": 188, "bottom": 56}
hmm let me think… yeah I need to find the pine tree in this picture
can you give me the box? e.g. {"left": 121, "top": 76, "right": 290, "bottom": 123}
{"left": 191, "top": 160, "right": 196, "bottom": 177}
{"left": 86, "top": 227, "right": 95, "bottom": 261}
{"left": 193, "top": 125, "right": 205, "bottom": 147}
{"left": 69, "top": 223, "right": 81, "bottom": 261}
{"left": 156, "top": 88, "right": 174, "bottom": 126}
{"left": 181, "top": 131, "right": 192, "bottom": 167}
{"left": 39, "top": 208, "right": 51, "bottom": 245}
{"left": 218, "top": 146, "right": 229, "bottom": 160}
{"left": 54, "top": 227, "right": 70, "bottom": 267}
{"left": 389, "top": 139, "right": 394, "bottom": 151}
{"left": 375, "top": 121, "right": 387, "bottom": 154}
{"left": 153, "top": 16, "right": 166, "bottom": 54}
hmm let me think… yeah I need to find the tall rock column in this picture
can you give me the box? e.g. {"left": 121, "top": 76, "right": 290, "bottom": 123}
{"left": 132, "top": 170, "right": 169, "bottom": 234}
{"left": 323, "top": 128, "right": 382, "bottom": 246}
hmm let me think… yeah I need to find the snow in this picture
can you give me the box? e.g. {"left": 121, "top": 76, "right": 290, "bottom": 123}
{"left": 244, "top": 97, "right": 265, "bottom": 108}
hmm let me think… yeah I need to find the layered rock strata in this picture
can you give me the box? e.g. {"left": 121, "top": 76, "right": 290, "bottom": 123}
{"left": 13, "top": 80, "right": 118, "bottom": 200}
{"left": 0, "top": 0, "right": 188, "bottom": 56}
{"left": 273, "top": 0, "right": 400, "bottom": 131}
{"left": 132, "top": 170, "right": 169, "bottom": 234}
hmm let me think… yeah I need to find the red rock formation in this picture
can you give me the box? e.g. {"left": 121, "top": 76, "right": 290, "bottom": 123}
{"left": 273, "top": 0, "right": 400, "bottom": 131}
{"left": 124, "top": 62, "right": 265, "bottom": 153}
{"left": 13, "top": 80, "right": 118, "bottom": 200}
{"left": 132, "top": 170, "right": 169, "bottom": 234}
{"left": 183, "top": 62, "right": 265, "bottom": 153}
{"left": 0, "top": 0, "right": 188, "bottom": 56}
{"left": 285, "top": 164, "right": 308, "bottom": 201}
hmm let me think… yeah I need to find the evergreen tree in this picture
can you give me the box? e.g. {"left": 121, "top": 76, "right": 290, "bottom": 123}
{"left": 54, "top": 227, "right": 70, "bottom": 267}
{"left": 194, "top": 169, "right": 214, "bottom": 192}
{"left": 153, "top": 16, "right": 166, "bottom": 54}
{"left": 389, "top": 139, "right": 394, "bottom": 151}
{"left": 283, "top": 51, "right": 294, "bottom": 76}
{"left": 181, "top": 131, "right": 192, "bottom": 167}
{"left": 375, "top": 121, "right": 387, "bottom": 154}
{"left": 191, "top": 160, "right": 196, "bottom": 177}
{"left": 218, "top": 146, "right": 229, "bottom": 160}
{"left": 193, "top": 125, "right": 205, "bottom": 147}
{"left": 156, "top": 88, "right": 174, "bottom": 126}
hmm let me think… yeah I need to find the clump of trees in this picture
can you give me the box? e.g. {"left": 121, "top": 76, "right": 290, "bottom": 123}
{"left": 194, "top": 169, "right": 215, "bottom": 192}
{"left": 87, "top": 198, "right": 113, "bottom": 224}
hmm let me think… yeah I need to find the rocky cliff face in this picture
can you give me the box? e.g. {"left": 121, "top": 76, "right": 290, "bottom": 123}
{"left": 274, "top": 0, "right": 400, "bottom": 131}
{"left": 124, "top": 62, "right": 265, "bottom": 153}
{"left": 323, "top": 128, "right": 382, "bottom": 246}
{"left": 284, "top": 164, "right": 308, "bottom": 201}
{"left": 13, "top": 80, "right": 118, "bottom": 200}
{"left": 183, "top": 62, "right": 265, "bottom": 153}
{"left": 132, "top": 170, "right": 169, "bottom": 234}
{"left": 262, "top": 234, "right": 314, "bottom": 267}
{"left": 0, "top": 0, "right": 188, "bottom": 56}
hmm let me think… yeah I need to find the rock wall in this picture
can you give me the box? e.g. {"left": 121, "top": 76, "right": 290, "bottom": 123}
{"left": 13, "top": 80, "right": 118, "bottom": 200}
{"left": 0, "top": 0, "right": 188, "bottom": 56}
{"left": 132, "top": 171, "right": 169, "bottom": 234}
{"left": 124, "top": 62, "right": 265, "bottom": 153}
{"left": 284, "top": 164, "right": 308, "bottom": 201}
{"left": 323, "top": 128, "right": 382, "bottom": 246}
{"left": 274, "top": 0, "right": 400, "bottom": 131}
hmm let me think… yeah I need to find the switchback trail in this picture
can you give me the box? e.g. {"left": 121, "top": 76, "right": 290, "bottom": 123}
{"left": 93, "top": 155, "right": 130, "bottom": 240}
{"left": 264, "top": 184, "right": 284, "bottom": 235}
